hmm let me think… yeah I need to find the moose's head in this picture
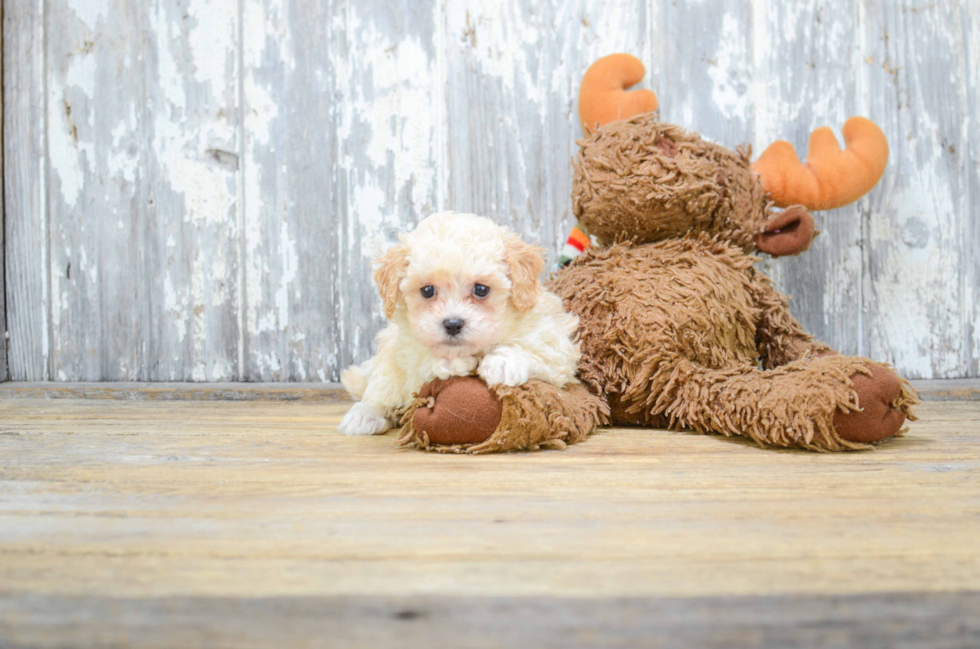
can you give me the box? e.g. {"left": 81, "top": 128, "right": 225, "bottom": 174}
{"left": 572, "top": 54, "right": 889, "bottom": 256}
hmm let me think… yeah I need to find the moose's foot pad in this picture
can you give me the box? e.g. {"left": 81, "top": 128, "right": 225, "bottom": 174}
{"left": 410, "top": 376, "right": 503, "bottom": 447}
{"left": 400, "top": 377, "right": 608, "bottom": 454}
{"left": 834, "top": 364, "right": 918, "bottom": 444}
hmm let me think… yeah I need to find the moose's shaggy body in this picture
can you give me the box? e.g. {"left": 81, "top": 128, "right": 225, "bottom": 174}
{"left": 549, "top": 236, "right": 917, "bottom": 451}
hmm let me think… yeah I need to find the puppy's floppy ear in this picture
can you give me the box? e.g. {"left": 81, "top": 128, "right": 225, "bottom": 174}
{"left": 373, "top": 243, "right": 409, "bottom": 318}
{"left": 504, "top": 233, "right": 545, "bottom": 312}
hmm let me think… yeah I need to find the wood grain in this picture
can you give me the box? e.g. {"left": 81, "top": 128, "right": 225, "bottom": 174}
{"left": 0, "top": 399, "right": 977, "bottom": 600}
{"left": 0, "top": 380, "right": 350, "bottom": 401}
{"left": 969, "top": 0, "right": 980, "bottom": 379}
{"left": 40, "top": 0, "right": 242, "bottom": 381}
{"left": 0, "top": 398, "right": 978, "bottom": 645}
{"left": 0, "top": 0, "right": 5, "bottom": 382}
{"left": 3, "top": 0, "right": 47, "bottom": 380}
{"left": 3, "top": 0, "right": 978, "bottom": 381}
{"left": 443, "top": 0, "right": 649, "bottom": 254}
{"left": 858, "top": 1, "right": 972, "bottom": 379}
{"left": 2, "top": 591, "right": 978, "bottom": 648}
{"left": 139, "top": 1, "right": 242, "bottom": 381}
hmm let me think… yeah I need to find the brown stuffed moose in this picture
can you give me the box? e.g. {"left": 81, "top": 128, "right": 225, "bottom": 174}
{"left": 400, "top": 53, "right": 917, "bottom": 453}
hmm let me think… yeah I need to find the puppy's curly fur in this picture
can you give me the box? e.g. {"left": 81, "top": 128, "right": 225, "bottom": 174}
{"left": 338, "top": 212, "right": 581, "bottom": 437}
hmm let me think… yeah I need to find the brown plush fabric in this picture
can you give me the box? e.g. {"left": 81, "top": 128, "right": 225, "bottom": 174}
{"left": 550, "top": 101, "right": 918, "bottom": 452}
{"left": 411, "top": 376, "right": 503, "bottom": 446}
{"left": 550, "top": 236, "right": 772, "bottom": 403}
{"left": 656, "top": 355, "right": 916, "bottom": 451}
{"left": 754, "top": 206, "right": 816, "bottom": 257}
{"left": 399, "top": 379, "right": 608, "bottom": 454}
{"left": 833, "top": 363, "right": 917, "bottom": 444}
{"left": 572, "top": 115, "right": 770, "bottom": 252}
{"left": 548, "top": 235, "right": 918, "bottom": 452}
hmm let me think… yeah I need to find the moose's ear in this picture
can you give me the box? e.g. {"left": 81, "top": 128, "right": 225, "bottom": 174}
{"left": 504, "top": 234, "right": 545, "bottom": 312}
{"left": 754, "top": 207, "right": 816, "bottom": 257}
{"left": 373, "top": 243, "right": 409, "bottom": 317}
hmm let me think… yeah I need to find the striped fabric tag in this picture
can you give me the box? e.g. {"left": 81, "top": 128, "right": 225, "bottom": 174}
{"left": 558, "top": 224, "right": 592, "bottom": 267}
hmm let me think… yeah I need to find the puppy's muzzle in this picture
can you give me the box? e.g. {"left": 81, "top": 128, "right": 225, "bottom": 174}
{"left": 442, "top": 318, "right": 465, "bottom": 337}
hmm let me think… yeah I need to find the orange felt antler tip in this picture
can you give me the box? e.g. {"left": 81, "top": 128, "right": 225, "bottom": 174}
{"left": 578, "top": 54, "right": 659, "bottom": 133}
{"left": 751, "top": 116, "right": 889, "bottom": 211}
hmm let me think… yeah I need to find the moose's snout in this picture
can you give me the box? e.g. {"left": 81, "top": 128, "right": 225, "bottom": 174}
{"left": 754, "top": 207, "right": 816, "bottom": 257}
{"left": 443, "top": 318, "right": 465, "bottom": 337}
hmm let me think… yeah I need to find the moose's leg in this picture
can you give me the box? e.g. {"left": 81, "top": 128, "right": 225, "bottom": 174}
{"left": 653, "top": 354, "right": 917, "bottom": 451}
{"left": 752, "top": 281, "right": 918, "bottom": 444}
{"left": 398, "top": 376, "right": 608, "bottom": 454}
{"left": 754, "top": 282, "right": 834, "bottom": 368}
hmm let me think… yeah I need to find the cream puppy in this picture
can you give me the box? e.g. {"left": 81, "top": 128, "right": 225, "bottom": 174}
{"left": 338, "top": 211, "right": 580, "bottom": 436}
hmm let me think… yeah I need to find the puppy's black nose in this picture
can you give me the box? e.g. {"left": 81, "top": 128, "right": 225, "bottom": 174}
{"left": 443, "top": 318, "right": 465, "bottom": 336}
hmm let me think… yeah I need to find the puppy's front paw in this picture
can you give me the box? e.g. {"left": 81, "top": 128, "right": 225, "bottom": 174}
{"left": 479, "top": 352, "right": 531, "bottom": 387}
{"left": 338, "top": 402, "right": 390, "bottom": 436}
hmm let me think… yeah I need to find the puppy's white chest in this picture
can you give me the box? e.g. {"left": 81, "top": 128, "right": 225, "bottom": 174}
{"left": 427, "top": 355, "right": 479, "bottom": 381}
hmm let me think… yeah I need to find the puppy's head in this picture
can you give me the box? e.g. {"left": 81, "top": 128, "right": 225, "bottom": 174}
{"left": 373, "top": 212, "right": 545, "bottom": 358}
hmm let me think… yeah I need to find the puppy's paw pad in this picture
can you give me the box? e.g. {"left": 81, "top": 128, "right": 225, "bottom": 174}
{"left": 479, "top": 354, "right": 530, "bottom": 387}
{"left": 338, "top": 403, "right": 389, "bottom": 436}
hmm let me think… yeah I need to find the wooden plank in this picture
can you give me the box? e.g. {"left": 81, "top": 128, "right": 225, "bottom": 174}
{"left": 0, "top": 381, "right": 348, "bottom": 401}
{"left": 657, "top": 0, "right": 753, "bottom": 144}
{"left": 860, "top": 1, "right": 971, "bottom": 378}
{"left": 44, "top": 0, "right": 142, "bottom": 380}
{"left": 240, "top": 0, "right": 347, "bottom": 381}
{"left": 2, "top": 591, "right": 978, "bottom": 648}
{"left": 139, "top": 1, "right": 242, "bottom": 381}
{"left": 753, "top": 0, "right": 864, "bottom": 358}
{"left": 2, "top": 0, "right": 47, "bottom": 380}
{"left": 42, "top": 0, "right": 241, "bottom": 381}
{"left": 0, "top": 397, "right": 978, "bottom": 643}
{"left": 0, "top": 399, "right": 977, "bottom": 601}
{"left": 911, "top": 379, "right": 980, "bottom": 402}
{"left": 0, "top": 0, "right": 6, "bottom": 382}
{"left": 967, "top": 0, "right": 979, "bottom": 378}
{"left": 443, "top": 0, "right": 651, "bottom": 260}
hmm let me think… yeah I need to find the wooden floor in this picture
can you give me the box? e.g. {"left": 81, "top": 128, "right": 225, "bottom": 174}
{"left": 1, "top": 397, "right": 978, "bottom": 647}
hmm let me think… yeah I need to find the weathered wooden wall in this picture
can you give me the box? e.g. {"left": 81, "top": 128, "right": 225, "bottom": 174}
{"left": 3, "top": 0, "right": 978, "bottom": 381}
{"left": 0, "top": 2, "right": 6, "bottom": 383}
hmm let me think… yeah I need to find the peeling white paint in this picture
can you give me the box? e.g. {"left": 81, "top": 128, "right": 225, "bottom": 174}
{"left": 336, "top": 9, "right": 441, "bottom": 257}
{"left": 13, "top": 0, "right": 978, "bottom": 382}
{"left": 106, "top": 121, "right": 138, "bottom": 184}
{"left": 68, "top": 0, "right": 109, "bottom": 31}
{"left": 708, "top": 13, "right": 751, "bottom": 123}
{"left": 275, "top": 217, "right": 297, "bottom": 331}
{"left": 48, "top": 51, "right": 98, "bottom": 208}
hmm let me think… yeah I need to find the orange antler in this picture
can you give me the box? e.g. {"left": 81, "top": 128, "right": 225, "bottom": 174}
{"left": 751, "top": 117, "right": 889, "bottom": 210}
{"left": 578, "top": 54, "right": 659, "bottom": 132}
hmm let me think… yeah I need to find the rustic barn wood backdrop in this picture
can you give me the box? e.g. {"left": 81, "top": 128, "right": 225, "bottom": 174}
{"left": 2, "top": 0, "right": 978, "bottom": 382}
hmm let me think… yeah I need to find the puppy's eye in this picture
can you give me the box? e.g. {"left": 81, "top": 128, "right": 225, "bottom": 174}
{"left": 472, "top": 284, "right": 490, "bottom": 298}
{"left": 420, "top": 285, "right": 436, "bottom": 299}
